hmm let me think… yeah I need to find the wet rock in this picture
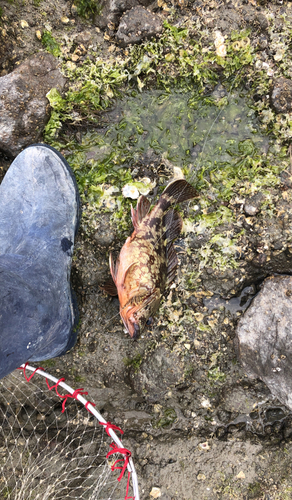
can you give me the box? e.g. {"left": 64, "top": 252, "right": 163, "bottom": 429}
{"left": 244, "top": 192, "right": 265, "bottom": 216}
{"left": 93, "top": 215, "right": 116, "bottom": 247}
{"left": 222, "top": 386, "right": 258, "bottom": 414}
{"left": 94, "top": 0, "right": 152, "bottom": 30}
{"left": 0, "top": 53, "right": 66, "bottom": 157}
{"left": 216, "top": 8, "right": 241, "bottom": 33}
{"left": 95, "top": 0, "right": 138, "bottom": 29}
{"left": 74, "top": 30, "right": 93, "bottom": 47}
{"left": 271, "top": 78, "right": 292, "bottom": 114}
{"left": 257, "top": 35, "right": 268, "bottom": 50}
{"left": 236, "top": 275, "right": 292, "bottom": 411}
{"left": 131, "top": 346, "right": 185, "bottom": 402}
{"left": 255, "top": 13, "right": 269, "bottom": 31}
{"left": 242, "top": 7, "right": 269, "bottom": 32}
{"left": 211, "top": 84, "right": 227, "bottom": 100}
{"left": 116, "top": 6, "right": 162, "bottom": 47}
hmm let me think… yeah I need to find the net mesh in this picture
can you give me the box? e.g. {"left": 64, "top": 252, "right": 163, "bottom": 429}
{"left": 0, "top": 369, "right": 135, "bottom": 500}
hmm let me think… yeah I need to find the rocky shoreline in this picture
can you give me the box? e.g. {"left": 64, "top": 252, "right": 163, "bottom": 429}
{"left": 2, "top": 0, "right": 292, "bottom": 498}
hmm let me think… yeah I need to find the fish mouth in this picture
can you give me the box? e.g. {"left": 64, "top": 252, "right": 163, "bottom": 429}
{"left": 120, "top": 311, "right": 140, "bottom": 339}
{"left": 132, "top": 323, "right": 140, "bottom": 339}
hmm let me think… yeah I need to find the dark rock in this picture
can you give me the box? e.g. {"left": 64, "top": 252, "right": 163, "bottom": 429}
{"left": 256, "top": 13, "right": 269, "bottom": 31}
{"left": 216, "top": 8, "right": 241, "bottom": 33}
{"left": 94, "top": 0, "right": 138, "bottom": 30}
{"left": 94, "top": 0, "right": 153, "bottom": 30}
{"left": 244, "top": 192, "right": 265, "bottom": 216}
{"left": 0, "top": 53, "right": 66, "bottom": 157}
{"left": 190, "top": 143, "right": 202, "bottom": 159}
{"left": 74, "top": 30, "right": 93, "bottom": 47}
{"left": 257, "top": 35, "right": 268, "bottom": 50}
{"left": 271, "top": 78, "right": 292, "bottom": 114}
{"left": 131, "top": 346, "right": 185, "bottom": 401}
{"left": 222, "top": 386, "right": 258, "bottom": 414}
{"left": 241, "top": 6, "right": 268, "bottom": 32}
{"left": 116, "top": 6, "right": 162, "bottom": 47}
{"left": 211, "top": 84, "right": 227, "bottom": 100}
{"left": 236, "top": 275, "right": 292, "bottom": 411}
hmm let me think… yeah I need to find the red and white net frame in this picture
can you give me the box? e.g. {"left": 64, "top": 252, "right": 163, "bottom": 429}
{"left": 15, "top": 362, "right": 140, "bottom": 500}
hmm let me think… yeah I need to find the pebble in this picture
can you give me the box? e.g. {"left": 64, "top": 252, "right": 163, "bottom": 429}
{"left": 150, "top": 487, "right": 161, "bottom": 498}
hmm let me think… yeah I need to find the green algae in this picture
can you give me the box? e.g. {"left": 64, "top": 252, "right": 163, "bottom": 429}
{"left": 44, "top": 22, "right": 253, "bottom": 137}
{"left": 41, "top": 31, "right": 61, "bottom": 57}
{"left": 153, "top": 407, "right": 177, "bottom": 428}
{"left": 51, "top": 88, "right": 273, "bottom": 207}
{"left": 123, "top": 353, "right": 143, "bottom": 372}
{"left": 75, "top": 0, "right": 102, "bottom": 19}
{"left": 42, "top": 22, "right": 290, "bottom": 278}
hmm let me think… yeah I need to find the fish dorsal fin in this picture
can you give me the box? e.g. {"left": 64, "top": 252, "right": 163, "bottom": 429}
{"left": 166, "top": 242, "right": 178, "bottom": 286}
{"left": 160, "top": 179, "right": 198, "bottom": 210}
{"left": 100, "top": 277, "right": 118, "bottom": 296}
{"left": 131, "top": 195, "right": 151, "bottom": 229}
{"left": 163, "top": 209, "right": 183, "bottom": 243}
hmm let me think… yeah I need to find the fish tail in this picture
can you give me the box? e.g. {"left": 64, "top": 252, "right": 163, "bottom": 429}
{"left": 159, "top": 179, "right": 198, "bottom": 211}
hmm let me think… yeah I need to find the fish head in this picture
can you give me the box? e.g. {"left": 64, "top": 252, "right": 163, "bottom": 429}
{"left": 120, "top": 301, "right": 149, "bottom": 339}
{"left": 120, "top": 289, "right": 161, "bottom": 339}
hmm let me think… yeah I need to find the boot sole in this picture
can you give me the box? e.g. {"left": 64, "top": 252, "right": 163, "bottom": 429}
{"left": 27, "top": 143, "right": 82, "bottom": 359}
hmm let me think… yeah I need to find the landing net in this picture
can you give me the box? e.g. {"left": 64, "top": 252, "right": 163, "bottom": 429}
{"left": 0, "top": 364, "right": 139, "bottom": 500}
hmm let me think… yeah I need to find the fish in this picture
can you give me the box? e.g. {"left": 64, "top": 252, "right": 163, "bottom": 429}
{"left": 103, "top": 179, "right": 198, "bottom": 338}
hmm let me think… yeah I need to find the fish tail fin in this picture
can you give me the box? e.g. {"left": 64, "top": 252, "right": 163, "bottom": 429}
{"left": 159, "top": 179, "right": 198, "bottom": 211}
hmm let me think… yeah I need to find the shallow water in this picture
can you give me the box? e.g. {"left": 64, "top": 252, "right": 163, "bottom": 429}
{"left": 66, "top": 86, "right": 271, "bottom": 202}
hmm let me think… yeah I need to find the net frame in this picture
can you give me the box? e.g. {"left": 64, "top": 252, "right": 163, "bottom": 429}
{"left": 0, "top": 363, "right": 140, "bottom": 500}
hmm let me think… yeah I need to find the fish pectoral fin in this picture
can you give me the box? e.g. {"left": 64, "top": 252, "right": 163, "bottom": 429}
{"left": 100, "top": 277, "right": 118, "bottom": 296}
{"left": 109, "top": 253, "right": 116, "bottom": 280}
{"left": 123, "top": 262, "right": 139, "bottom": 285}
{"left": 109, "top": 253, "right": 120, "bottom": 281}
{"left": 166, "top": 242, "right": 178, "bottom": 286}
{"left": 163, "top": 209, "right": 183, "bottom": 242}
{"left": 131, "top": 196, "right": 151, "bottom": 229}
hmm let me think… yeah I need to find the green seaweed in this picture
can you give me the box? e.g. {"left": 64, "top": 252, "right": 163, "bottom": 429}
{"left": 207, "top": 366, "right": 226, "bottom": 384}
{"left": 75, "top": 0, "right": 102, "bottom": 19}
{"left": 123, "top": 354, "right": 143, "bottom": 372}
{"left": 153, "top": 407, "right": 177, "bottom": 428}
{"left": 41, "top": 31, "right": 61, "bottom": 57}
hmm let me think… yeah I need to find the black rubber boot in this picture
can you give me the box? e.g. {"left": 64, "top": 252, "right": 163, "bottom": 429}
{"left": 0, "top": 144, "right": 81, "bottom": 379}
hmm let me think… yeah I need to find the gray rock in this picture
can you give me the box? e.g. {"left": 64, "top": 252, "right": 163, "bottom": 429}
{"left": 94, "top": 0, "right": 153, "bottom": 30}
{"left": 0, "top": 53, "right": 66, "bottom": 157}
{"left": 244, "top": 192, "right": 265, "bottom": 216}
{"left": 211, "top": 84, "right": 227, "bottom": 100}
{"left": 131, "top": 346, "right": 185, "bottom": 401}
{"left": 95, "top": 0, "right": 138, "bottom": 30}
{"left": 116, "top": 6, "right": 162, "bottom": 47}
{"left": 271, "top": 78, "right": 292, "bottom": 114}
{"left": 216, "top": 8, "right": 241, "bottom": 33}
{"left": 74, "top": 30, "right": 93, "bottom": 47}
{"left": 222, "top": 386, "right": 258, "bottom": 414}
{"left": 236, "top": 275, "right": 292, "bottom": 411}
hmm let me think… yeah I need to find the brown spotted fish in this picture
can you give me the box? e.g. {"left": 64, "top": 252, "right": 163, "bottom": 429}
{"left": 104, "top": 179, "right": 198, "bottom": 338}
